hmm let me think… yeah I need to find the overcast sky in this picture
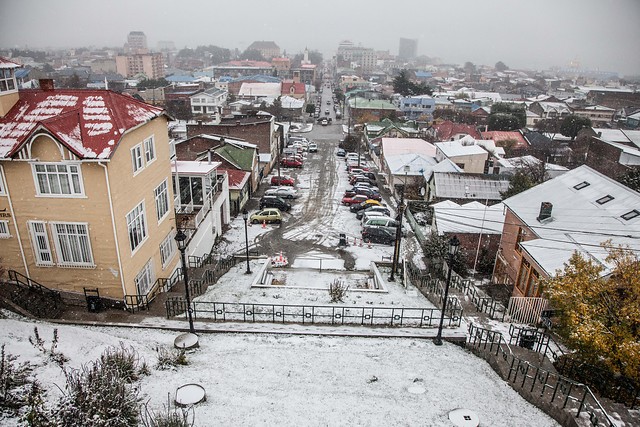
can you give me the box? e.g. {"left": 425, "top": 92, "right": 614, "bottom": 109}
{"left": 1, "top": 0, "right": 639, "bottom": 75}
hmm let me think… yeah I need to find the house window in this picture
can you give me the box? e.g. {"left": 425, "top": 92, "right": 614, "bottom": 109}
{"left": 131, "top": 145, "right": 143, "bottom": 174}
{"left": 573, "top": 181, "right": 590, "bottom": 190}
{"left": 126, "top": 202, "right": 147, "bottom": 252}
{"left": 516, "top": 258, "right": 531, "bottom": 292}
{"left": 621, "top": 209, "right": 640, "bottom": 221}
{"left": 159, "top": 231, "right": 177, "bottom": 268}
{"left": 178, "top": 176, "right": 204, "bottom": 206}
{"left": 144, "top": 137, "right": 156, "bottom": 164}
{"left": 596, "top": 195, "right": 614, "bottom": 205}
{"left": 33, "top": 163, "right": 84, "bottom": 196}
{"left": 526, "top": 270, "right": 540, "bottom": 297}
{"left": 134, "top": 259, "right": 155, "bottom": 295}
{"left": 50, "top": 222, "right": 94, "bottom": 267}
{"left": 0, "top": 220, "right": 10, "bottom": 238}
{"left": 0, "top": 69, "right": 16, "bottom": 92}
{"left": 29, "top": 221, "right": 53, "bottom": 266}
{"left": 154, "top": 179, "right": 169, "bottom": 222}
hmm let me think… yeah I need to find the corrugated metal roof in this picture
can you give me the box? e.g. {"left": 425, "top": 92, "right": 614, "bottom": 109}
{"left": 433, "top": 172, "right": 509, "bottom": 200}
{"left": 433, "top": 201, "right": 505, "bottom": 235}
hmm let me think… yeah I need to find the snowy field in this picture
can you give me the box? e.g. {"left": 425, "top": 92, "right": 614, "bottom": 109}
{"left": 1, "top": 317, "right": 559, "bottom": 427}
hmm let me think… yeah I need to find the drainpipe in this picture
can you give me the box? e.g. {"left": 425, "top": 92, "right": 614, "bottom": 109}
{"left": 1, "top": 164, "right": 29, "bottom": 276}
{"left": 99, "top": 162, "right": 127, "bottom": 299}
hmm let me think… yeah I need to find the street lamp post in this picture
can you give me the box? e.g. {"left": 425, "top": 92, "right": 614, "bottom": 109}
{"left": 434, "top": 236, "right": 460, "bottom": 346}
{"left": 175, "top": 229, "right": 195, "bottom": 334}
{"left": 242, "top": 209, "right": 252, "bottom": 274}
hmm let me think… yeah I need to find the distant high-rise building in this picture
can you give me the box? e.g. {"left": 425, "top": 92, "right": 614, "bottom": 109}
{"left": 246, "top": 41, "right": 280, "bottom": 60}
{"left": 398, "top": 38, "right": 417, "bottom": 61}
{"left": 126, "top": 31, "right": 148, "bottom": 54}
{"left": 115, "top": 52, "right": 164, "bottom": 79}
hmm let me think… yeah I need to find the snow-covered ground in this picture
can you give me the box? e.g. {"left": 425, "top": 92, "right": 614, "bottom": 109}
{"left": 1, "top": 317, "right": 559, "bottom": 426}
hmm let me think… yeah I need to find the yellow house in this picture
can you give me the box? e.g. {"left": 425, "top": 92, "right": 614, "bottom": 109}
{"left": 0, "top": 63, "right": 180, "bottom": 306}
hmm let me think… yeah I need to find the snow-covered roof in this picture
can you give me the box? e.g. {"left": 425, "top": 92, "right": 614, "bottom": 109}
{"left": 238, "top": 82, "right": 281, "bottom": 98}
{"left": 172, "top": 160, "right": 220, "bottom": 175}
{"left": 280, "top": 95, "right": 304, "bottom": 109}
{"left": 433, "top": 172, "right": 509, "bottom": 200}
{"left": 0, "top": 89, "right": 164, "bottom": 159}
{"left": 381, "top": 138, "right": 436, "bottom": 157}
{"left": 259, "top": 153, "right": 272, "bottom": 163}
{"left": 432, "top": 201, "right": 505, "bottom": 235}
{"left": 504, "top": 165, "right": 640, "bottom": 276}
{"left": 385, "top": 153, "right": 437, "bottom": 175}
{"left": 435, "top": 141, "right": 487, "bottom": 157}
{"left": 0, "top": 56, "right": 21, "bottom": 69}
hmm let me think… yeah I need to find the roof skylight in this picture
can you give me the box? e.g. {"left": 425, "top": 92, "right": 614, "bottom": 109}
{"left": 596, "top": 195, "right": 614, "bottom": 205}
{"left": 573, "top": 181, "right": 590, "bottom": 190}
{"left": 621, "top": 210, "right": 640, "bottom": 221}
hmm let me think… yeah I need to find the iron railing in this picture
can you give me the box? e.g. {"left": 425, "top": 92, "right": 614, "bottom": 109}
{"left": 165, "top": 300, "right": 463, "bottom": 328}
{"left": 7, "top": 270, "right": 62, "bottom": 318}
{"left": 468, "top": 323, "right": 617, "bottom": 427}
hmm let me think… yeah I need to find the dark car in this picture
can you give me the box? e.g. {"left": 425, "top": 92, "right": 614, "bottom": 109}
{"left": 356, "top": 205, "right": 391, "bottom": 220}
{"left": 336, "top": 148, "right": 346, "bottom": 157}
{"left": 349, "top": 199, "right": 382, "bottom": 213}
{"left": 270, "top": 175, "right": 295, "bottom": 186}
{"left": 343, "top": 187, "right": 381, "bottom": 201}
{"left": 362, "top": 226, "right": 395, "bottom": 245}
{"left": 259, "top": 195, "right": 291, "bottom": 212}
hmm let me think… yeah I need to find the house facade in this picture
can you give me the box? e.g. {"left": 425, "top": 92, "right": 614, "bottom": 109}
{"left": 0, "top": 77, "right": 180, "bottom": 303}
{"left": 190, "top": 87, "right": 228, "bottom": 118}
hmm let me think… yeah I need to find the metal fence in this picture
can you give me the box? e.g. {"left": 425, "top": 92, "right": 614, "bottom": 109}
{"left": 507, "top": 296, "right": 549, "bottom": 325}
{"left": 507, "top": 324, "right": 566, "bottom": 363}
{"left": 468, "top": 323, "right": 617, "bottom": 427}
{"left": 165, "top": 300, "right": 463, "bottom": 328}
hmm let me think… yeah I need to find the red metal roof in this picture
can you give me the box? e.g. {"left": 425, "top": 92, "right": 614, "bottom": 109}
{"left": 223, "top": 168, "right": 250, "bottom": 189}
{"left": 433, "top": 120, "right": 481, "bottom": 141}
{"left": 481, "top": 131, "right": 528, "bottom": 150}
{"left": 0, "top": 88, "right": 164, "bottom": 159}
{"left": 0, "top": 56, "right": 22, "bottom": 69}
{"left": 281, "top": 82, "right": 305, "bottom": 95}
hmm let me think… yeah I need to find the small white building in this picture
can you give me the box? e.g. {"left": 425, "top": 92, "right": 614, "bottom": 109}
{"left": 190, "top": 87, "right": 228, "bottom": 117}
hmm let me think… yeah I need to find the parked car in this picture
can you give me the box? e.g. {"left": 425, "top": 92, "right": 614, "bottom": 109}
{"left": 260, "top": 195, "right": 291, "bottom": 211}
{"left": 352, "top": 182, "right": 380, "bottom": 192}
{"left": 250, "top": 208, "right": 282, "bottom": 224}
{"left": 362, "top": 225, "right": 395, "bottom": 245}
{"left": 308, "top": 143, "right": 318, "bottom": 152}
{"left": 281, "top": 158, "right": 303, "bottom": 168}
{"left": 265, "top": 186, "right": 299, "bottom": 199}
{"left": 336, "top": 148, "right": 346, "bottom": 157}
{"left": 350, "top": 175, "right": 376, "bottom": 186}
{"left": 349, "top": 199, "right": 382, "bottom": 213}
{"left": 321, "top": 119, "right": 328, "bottom": 126}
{"left": 341, "top": 194, "right": 370, "bottom": 206}
{"left": 355, "top": 205, "right": 391, "bottom": 220}
{"left": 363, "top": 216, "right": 398, "bottom": 228}
{"left": 360, "top": 210, "right": 388, "bottom": 224}
{"left": 270, "top": 175, "right": 295, "bottom": 186}
{"left": 343, "top": 186, "right": 381, "bottom": 201}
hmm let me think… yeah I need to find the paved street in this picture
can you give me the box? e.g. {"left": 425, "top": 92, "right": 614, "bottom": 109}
{"left": 248, "top": 86, "right": 397, "bottom": 269}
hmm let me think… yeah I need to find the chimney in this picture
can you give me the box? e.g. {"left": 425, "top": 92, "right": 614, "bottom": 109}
{"left": 207, "top": 149, "right": 212, "bottom": 164}
{"left": 39, "top": 79, "right": 55, "bottom": 91}
{"left": 537, "top": 202, "right": 553, "bottom": 222}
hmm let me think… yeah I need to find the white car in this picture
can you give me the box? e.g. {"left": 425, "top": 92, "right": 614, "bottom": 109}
{"left": 308, "top": 143, "right": 318, "bottom": 152}
{"left": 264, "top": 186, "right": 300, "bottom": 199}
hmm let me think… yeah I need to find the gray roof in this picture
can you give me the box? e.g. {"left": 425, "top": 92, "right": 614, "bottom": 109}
{"left": 503, "top": 165, "right": 640, "bottom": 276}
{"left": 433, "top": 172, "right": 509, "bottom": 201}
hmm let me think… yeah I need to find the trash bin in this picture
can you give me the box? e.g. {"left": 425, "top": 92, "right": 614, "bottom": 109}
{"left": 87, "top": 296, "right": 102, "bottom": 313}
{"left": 518, "top": 331, "right": 536, "bottom": 350}
{"left": 338, "top": 233, "right": 347, "bottom": 247}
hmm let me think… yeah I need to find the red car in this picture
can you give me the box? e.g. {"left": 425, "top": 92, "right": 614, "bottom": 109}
{"left": 271, "top": 175, "right": 295, "bottom": 186}
{"left": 281, "top": 158, "right": 303, "bottom": 168}
{"left": 341, "top": 194, "right": 369, "bottom": 206}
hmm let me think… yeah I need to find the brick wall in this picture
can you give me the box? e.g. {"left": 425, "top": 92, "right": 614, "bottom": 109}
{"left": 186, "top": 120, "right": 272, "bottom": 154}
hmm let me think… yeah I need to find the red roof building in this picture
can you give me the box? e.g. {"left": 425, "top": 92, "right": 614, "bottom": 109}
{"left": 432, "top": 120, "right": 481, "bottom": 141}
{"left": 481, "top": 131, "right": 529, "bottom": 152}
{"left": 281, "top": 81, "right": 306, "bottom": 99}
{"left": 0, "top": 88, "right": 164, "bottom": 159}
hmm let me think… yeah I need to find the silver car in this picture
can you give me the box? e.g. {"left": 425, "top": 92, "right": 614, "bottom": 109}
{"left": 264, "top": 186, "right": 300, "bottom": 199}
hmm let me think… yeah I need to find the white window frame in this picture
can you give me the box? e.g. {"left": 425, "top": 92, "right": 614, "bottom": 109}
{"left": 50, "top": 222, "right": 95, "bottom": 268}
{"left": 0, "top": 220, "right": 10, "bottom": 238}
{"left": 126, "top": 201, "right": 148, "bottom": 253}
{"left": 159, "top": 231, "right": 177, "bottom": 269}
{"left": 0, "top": 68, "right": 16, "bottom": 93}
{"left": 32, "top": 163, "right": 84, "bottom": 197}
{"left": 154, "top": 179, "right": 170, "bottom": 223}
{"left": 28, "top": 221, "right": 54, "bottom": 266}
{"left": 131, "top": 144, "right": 144, "bottom": 175}
{"left": 144, "top": 136, "right": 156, "bottom": 165}
{"left": 134, "top": 259, "right": 155, "bottom": 295}
{"left": 0, "top": 169, "right": 5, "bottom": 195}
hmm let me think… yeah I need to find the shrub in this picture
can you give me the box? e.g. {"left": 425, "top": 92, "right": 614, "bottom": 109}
{"left": 140, "top": 399, "right": 194, "bottom": 427}
{"left": 28, "top": 327, "right": 68, "bottom": 367}
{"left": 155, "top": 347, "right": 188, "bottom": 370}
{"left": 55, "top": 361, "right": 141, "bottom": 426}
{"left": 328, "top": 279, "right": 349, "bottom": 303}
{"left": 100, "top": 342, "right": 150, "bottom": 382}
{"left": 0, "top": 344, "right": 39, "bottom": 417}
